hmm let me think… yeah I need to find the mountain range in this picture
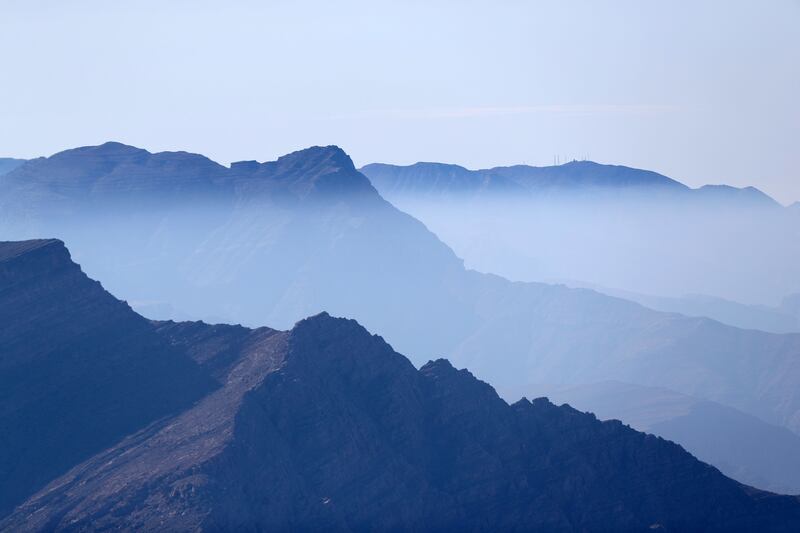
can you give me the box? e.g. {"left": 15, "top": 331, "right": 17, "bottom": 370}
{"left": 1, "top": 142, "right": 800, "bottom": 497}
{"left": 360, "top": 160, "right": 800, "bottom": 305}
{"left": 532, "top": 380, "right": 800, "bottom": 494}
{"left": 1, "top": 239, "right": 800, "bottom": 531}
{"left": 560, "top": 283, "right": 800, "bottom": 334}
{"left": 361, "top": 160, "right": 782, "bottom": 207}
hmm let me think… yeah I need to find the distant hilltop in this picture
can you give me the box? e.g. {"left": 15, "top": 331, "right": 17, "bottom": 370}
{"left": 360, "top": 159, "right": 782, "bottom": 208}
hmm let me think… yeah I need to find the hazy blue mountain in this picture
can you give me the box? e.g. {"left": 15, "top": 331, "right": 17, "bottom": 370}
{"left": 561, "top": 282, "right": 800, "bottom": 334}
{"left": 360, "top": 160, "right": 797, "bottom": 304}
{"left": 2, "top": 144, "right": 800, "bottom": 493}
{"left": 0, "top": 158, "right": 25, "bottom": 177}
{"left": 362, "top": 159, "right": 782, "bottom": 207}
{"left": 361, "top": 160, "right": 690, "bottom": 199}
{"left": 2, "top": 242, "right": 799, "bottom": 530}
{"left": 694, "top": 183, "right": 783, "bottom": 208}
{"left": 533, "top": 381, "right": 800, "bottom": 494}
{"left": 781, "top": 293, "right": 800, "bottom": 318}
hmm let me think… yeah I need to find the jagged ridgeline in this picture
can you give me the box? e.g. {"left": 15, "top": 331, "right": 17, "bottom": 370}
{"left": 1, "top": 239, "right": 800, "bottom": 531}
{"left": 2, "top": 143, "right": 800, "bottom": 496}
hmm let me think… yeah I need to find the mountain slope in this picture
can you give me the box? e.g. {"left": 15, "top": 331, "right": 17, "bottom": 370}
{"left": 361, "top": 159, "right": 778, "bottom": 205}
{"left": 3, "top": 309, "right": 800, "bottom": 531}
{"left": 360, "top": 160, "right": 797, "bottom": 304}
{"left": 0, "top": 158, "right": 25, "bottom": 177}
{"left": 454, "top": 274, "right": 800, "bottom": 434}
{"left": 0, "top": 239, "right": 217, "bottom": 515}
{"left": 2, "top": 143, "right": 800, "bottom": 483}
{"left": 564, "top": 282, "right": 800, "bottom": 334}
{"left": 361, "top": 160, "right": 690, "bottom": 200}
{"left": 535, "top": 381, "right": 800, "bottom": 494}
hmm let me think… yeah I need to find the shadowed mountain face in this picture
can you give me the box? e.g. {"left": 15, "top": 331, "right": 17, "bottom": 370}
{"left": 1, "top": 243, "right": 800, "bottom": 531}
{"left": 0, "top": 240, "right": 217, "bottom": 515}
{"left": 360, "top": 161, "right": 798, "bottom": 305}
{"left": 2, "top": 144, "right": 800, "bottom": 494}
{"left": 533, "top": 381, "right": 800, "bottom": 495}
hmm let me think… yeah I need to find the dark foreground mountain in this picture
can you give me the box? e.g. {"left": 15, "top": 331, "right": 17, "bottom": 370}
{"left": 532, "top": 381, "right": 800, "bottom": 494}
{"left": 2, "top": 144, "right": 800, "bottom": 493}
{"left": 0, "top": 240, "right": 216, "bottom": 515}
{"left": 2, "top": 241, "right": 800, "bottom": 531}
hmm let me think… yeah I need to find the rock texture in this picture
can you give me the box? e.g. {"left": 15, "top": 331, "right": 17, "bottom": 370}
{"left": 0, "top": 240, "right": 216, "bottom": 515}
{"left": 533, "top": 381, "right": 800, "bottom": 494}
{"left": 1, "top": 240, "right": 800, "bottom": 531}
{"left": 3, "top": 310, "right": 800, "bottom": 531}
{"left": 2, "top": 143, "right": 800, "bottom": 490}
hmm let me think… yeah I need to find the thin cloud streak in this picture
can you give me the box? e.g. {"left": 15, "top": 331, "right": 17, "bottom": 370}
{"left": 327, "top": 104, "right": 680, "bottom": 121}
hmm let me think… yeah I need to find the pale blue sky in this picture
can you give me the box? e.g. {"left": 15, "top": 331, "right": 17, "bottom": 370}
{"left": 1, "top": 0, "right": 798, "bottom": 203}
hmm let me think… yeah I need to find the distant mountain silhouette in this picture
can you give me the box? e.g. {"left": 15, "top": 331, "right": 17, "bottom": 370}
{"left": 782, "top": 293, "right": 800, "bottom": 318}
{"left": 0, "top": 239, "right": 216, "bottom": 515}
{"left": 362, "top": 160, "right": 781, "bottom": 207}
{"left": 0, "top": 158, "right": 25, "bottom": 177}
{"left": 1, "top": 241, "right": 799, "bottom": 530}
{"left": 360, "top": 160, "right": 796, "bottom": 304}
{"left": 0, "top": 142, "right": 229, "bottom": 217}
{"left": 534, "top": 381, "right": 800, "bottom": 494}
{"left": 562, "top": 282, "right": 800, "bottom": 334}
{"left": 693, "top": 183, "right": 783, "bottom": 208}
{"left": 2, "top": 144, "right": 800, "bottom": 494}
{"left": 362, "top": 160, "right": 687, "bottom": 196}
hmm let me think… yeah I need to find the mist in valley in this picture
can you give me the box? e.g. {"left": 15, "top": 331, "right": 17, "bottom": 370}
{"left": 2, "top": 143, "right": 800, "bottom": 499}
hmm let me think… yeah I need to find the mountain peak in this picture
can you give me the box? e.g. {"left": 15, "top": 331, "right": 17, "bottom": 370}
{"left": 695, "top": 184, "right": 780, "bottom": 208}
{"left": 0, "top": 239, "right": 216, "bottom": 514}
{"left": 237, "top": 145, "right": 377, "bottom": 201}
{"left": 3, "top": 242, "right": 800, "bottom": 528}
{"left": 274, "top": 145, "right": 356, "bottom": 174}
{"left": 0, "top": 239, "right": 75, "bottom": 286}
{"left": 94, "top": 140, "right": 148, "bottom": 154}
{"left": 49, "top": 141, "right": 150, "bottom": 160}
{"left": 0, "top": 238, "right": 65, "bottom": 263}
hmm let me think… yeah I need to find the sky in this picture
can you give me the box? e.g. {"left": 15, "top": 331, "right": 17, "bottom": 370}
{"left": 1, "top": 0, "right": 798, "bottom": 204}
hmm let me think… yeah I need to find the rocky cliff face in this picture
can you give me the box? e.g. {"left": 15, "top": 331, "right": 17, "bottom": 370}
{"left": 532, "top": 380, "right": 800, "bottom": 494}
{"left": 3, "top": 144, "right": 800, "bottom": 492}
{"left": 0, "top": 239, "right": 217, "bottom": 515}
{"left": 3, "top": 310, "right": 800, "bottom": 531}
{"left": 2, "top": 240, "right": 800, "bottom": 531}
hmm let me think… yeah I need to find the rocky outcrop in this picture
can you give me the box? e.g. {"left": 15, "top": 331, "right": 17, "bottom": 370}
{"left": 0, "top": 239, "right": 217, "bottom": 515}
{"left": 2, "top": 306, "right": 800, "bottom": 530}
{"left": 3, "top": 143, "right": 800, "bottom": 489}
{"left": 533, "top": 380, "right": 800, "bottom": 494}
